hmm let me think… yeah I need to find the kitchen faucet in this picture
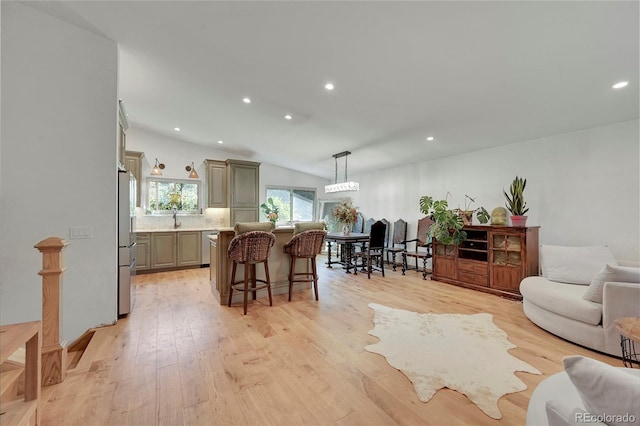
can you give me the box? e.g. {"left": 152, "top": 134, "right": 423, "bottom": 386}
{"left": 173, "top": 205, "right": 181, "bottom": 229}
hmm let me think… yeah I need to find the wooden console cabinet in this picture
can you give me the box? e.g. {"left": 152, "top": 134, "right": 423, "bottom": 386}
{"left": 432, "top": 225, "right": 539, "bottom": 299}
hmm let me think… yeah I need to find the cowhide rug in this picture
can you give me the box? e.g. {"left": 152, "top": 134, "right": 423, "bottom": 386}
{"left": 365, "top": 303, "right": 541, "bottom": 419}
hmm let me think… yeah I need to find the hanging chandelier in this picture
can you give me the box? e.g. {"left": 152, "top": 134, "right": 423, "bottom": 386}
{"left": 325, "top": 151, "right": 359, "bottom": 193}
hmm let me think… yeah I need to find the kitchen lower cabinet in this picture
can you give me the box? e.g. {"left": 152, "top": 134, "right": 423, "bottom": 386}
{"left": 144, "top": 231, "right": 202, "bottom": 272}
{"left": 151, "top": 232, "right": 176, "bottom": 269}
{"left": 177, "top": 231, "right": 201, "bottom": 267}
{"left": 135, "top": 232, "right": 151, "bottom": 271}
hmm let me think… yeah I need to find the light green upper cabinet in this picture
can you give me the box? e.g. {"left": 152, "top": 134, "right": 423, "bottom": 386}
{"left": 227, "top": 159, "right": 260, "bottom": 225}
{"left": 227, "top": 159, "right": 259, "bottom": 208}
{"left": 125, "top": 150, "right": 144, "bottom": 207}
{"left": 205, "top": 159, "right": 227, "bottom": 208}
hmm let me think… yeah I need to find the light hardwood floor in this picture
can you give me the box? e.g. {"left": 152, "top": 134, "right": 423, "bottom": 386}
{"left": 40, "top": 258, "right": 620, "bottom": 425}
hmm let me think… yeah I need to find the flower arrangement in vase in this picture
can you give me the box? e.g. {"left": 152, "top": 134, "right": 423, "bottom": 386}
{"left": 332, "top": 201, "right": 358, "bottom": 234}
{"left": 260, "top": 197, "right": 280, "bottom": 224}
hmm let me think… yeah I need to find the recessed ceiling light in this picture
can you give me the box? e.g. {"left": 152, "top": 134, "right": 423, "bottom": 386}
{"left": 242, "top": 97, "right": 251, "bottom": 104}
{"left": 217, "top": 140, "right": 224, "bottom": 144}
{"left": 284, "top": 114, "right": 292, "bottom": 120}
{"left": 426, "top": 136, "right": 435, "bottom": 141}
{"left": 324, "top": 82, "right": 335, "bottom": 91}
{"left": 174, "top": 127, "right": 181, "bottom": 132}
{"left": 612, "top": 81, "right": 628, "bottom": 89}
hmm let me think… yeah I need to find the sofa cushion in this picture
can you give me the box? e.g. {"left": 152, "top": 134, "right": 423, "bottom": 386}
{"left": 540, "top": 245, "right": 618, "bottom": 285}
{"left": 583, "top": 264, "right": 640, "bottom": 304}
{"left": 563, "top": 356, "right": 640, "bottom": 426}
{"left": 520, "top": 277, "right": 602, "bottom": 325}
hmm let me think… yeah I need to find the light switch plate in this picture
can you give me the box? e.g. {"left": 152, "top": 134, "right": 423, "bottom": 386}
{"left": 70, "top": 226, "right": 93, "bottom": 239}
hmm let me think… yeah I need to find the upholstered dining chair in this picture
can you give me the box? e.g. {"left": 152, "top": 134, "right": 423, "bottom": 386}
{"left": 227, "top": 230, "right": 276, "bottom": 315}
{"left": 282, "top": 229, "right": 327, "bottom": 301}
{"left": 402, "top": 216, "right": 435, "bottom": 280}
{"left": 381, "top": 218, "right": 391, "bottom": 249}
{"left": 353, "top": 220, "right": 386, "bottom": 279}
{"left": 353, "top": 212, "right": 364, "bottom": 233}
{"left": 363, "top": 218, "right": 375, "bottom": 235}
{"left": 384, "top": 219, "right": 407, "bottom": 271}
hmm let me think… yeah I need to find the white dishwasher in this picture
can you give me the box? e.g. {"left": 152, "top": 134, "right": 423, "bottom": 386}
{"left": 201, "top": 230, "right": 218, "bottom": 266}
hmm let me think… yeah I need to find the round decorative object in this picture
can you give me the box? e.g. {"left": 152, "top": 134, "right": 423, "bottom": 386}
{"left": 342, "top": 223, "right": 351, "bottom": 235}
{"left": 490, "top": 207, "right": 508, "bottom": 225}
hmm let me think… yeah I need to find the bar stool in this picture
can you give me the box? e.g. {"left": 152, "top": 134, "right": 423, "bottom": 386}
{"left": 227, "top": 230, "right": 276, "bottom": 315}
{"left": 283, "top": 230, "right": 327, "bottom": 301}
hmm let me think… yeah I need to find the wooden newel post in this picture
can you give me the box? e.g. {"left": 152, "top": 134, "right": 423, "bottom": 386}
{"left": 34, "top": 236, "right": 69, "bottom": 386}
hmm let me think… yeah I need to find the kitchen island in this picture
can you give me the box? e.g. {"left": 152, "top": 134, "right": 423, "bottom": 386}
{"left": 209, "top": 227, "right": 312, "bottom": 305}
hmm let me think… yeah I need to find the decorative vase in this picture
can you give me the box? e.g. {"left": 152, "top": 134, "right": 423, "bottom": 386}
{"left": 510, "top": 215, "right": 528, "bottom": 227}
{"left": 342, "top": 223, "right": 351, "bottom": 235}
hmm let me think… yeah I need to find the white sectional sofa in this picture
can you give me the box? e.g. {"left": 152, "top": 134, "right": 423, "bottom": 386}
{"left": 519, "top": 245, "right": 640, "bottom": 357}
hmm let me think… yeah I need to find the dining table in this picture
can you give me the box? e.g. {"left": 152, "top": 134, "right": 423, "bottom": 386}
{"left": 325, "top": 232, "right": 370, "bottom": 273}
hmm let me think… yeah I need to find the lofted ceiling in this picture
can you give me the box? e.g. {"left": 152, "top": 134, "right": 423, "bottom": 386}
{"left": 25, "top": 1, "right": 639, "bottom": 179}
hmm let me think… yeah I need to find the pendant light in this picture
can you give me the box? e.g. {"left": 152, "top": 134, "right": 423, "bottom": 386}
{"left": 325, "top": 151, "right": 359, "bottom": 193}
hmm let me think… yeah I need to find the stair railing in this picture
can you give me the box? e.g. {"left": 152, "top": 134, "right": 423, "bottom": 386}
{"left": 34, "top": 237, "right": 69, "bottom": 386}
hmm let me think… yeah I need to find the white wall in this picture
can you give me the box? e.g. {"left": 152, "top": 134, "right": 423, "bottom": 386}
{"left": 350, "top": 119, "right": 640, "bottom": 264}
{"left": 0, "top": 3, "right": 118, "bottom": 341}
{"left": 126, "top": 126, "right": 331, "bottom": 220}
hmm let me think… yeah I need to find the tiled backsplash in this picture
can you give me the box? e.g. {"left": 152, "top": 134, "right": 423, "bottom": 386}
{"left": 134, "top": 208, "right": 229, "bottom": 230}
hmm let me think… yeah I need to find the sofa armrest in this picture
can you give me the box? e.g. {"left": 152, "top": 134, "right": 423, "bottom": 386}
{"left": 602, "top": 281, "right": 640, "bottom": 342}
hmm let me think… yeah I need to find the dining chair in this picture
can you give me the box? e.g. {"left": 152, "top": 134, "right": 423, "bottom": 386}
{"left": 384, "top": 219, "right": 407, "bottom": 271}
{"left": 402, "top": 216, "right": 435, "bottom": 280}
{"left": 353, "top": 220, "right": 386, "bottom": 279}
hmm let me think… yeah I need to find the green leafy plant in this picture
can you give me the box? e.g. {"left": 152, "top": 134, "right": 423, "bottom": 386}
{"left": 503, "top": 176, "right": 529, "bottom": 216}
{"left": 419, "top": 195, "right": 467, "bottom": 245}
{"left": 476, "top": 206, "right": 490, "bottom": 224}
{"left": 260, "top": 197, "right": 280, "bottom": 223}
{"left": 456, "top": 194, "right": 490, "bottom": 225}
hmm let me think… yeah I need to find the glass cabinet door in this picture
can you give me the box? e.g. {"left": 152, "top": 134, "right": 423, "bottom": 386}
{"left": 492, "top": 234, "right": 522, "bottom": 266}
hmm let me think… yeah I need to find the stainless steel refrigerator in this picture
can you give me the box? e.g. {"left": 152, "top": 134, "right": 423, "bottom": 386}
{"left": 118, "top": 170, "right": 136, "bottom": 316}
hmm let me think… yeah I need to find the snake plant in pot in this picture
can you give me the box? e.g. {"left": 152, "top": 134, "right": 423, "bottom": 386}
{"left": 419, "top": 195, "right": 467, "bottom": 245}
{"left": 503, "top": 176, "right": 529, "bottom": 227}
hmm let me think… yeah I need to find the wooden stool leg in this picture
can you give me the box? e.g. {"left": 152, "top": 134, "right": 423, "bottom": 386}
{"left": 251, "top": 264, "right": 257, "bottom": 301}
{"left": 228, "top": 262, "right": 237, "bottom": 307}
{"left": 311, "top": 256, "right": 319, "bottom": 300}
{"left": 288, "top": 255, "right": 295, "bottom": 302}
{"left": 243, "top": 263, "right": 249, "bottom": 315}
{"left": 264, "top": 261, "right": 273, "bottom": 307}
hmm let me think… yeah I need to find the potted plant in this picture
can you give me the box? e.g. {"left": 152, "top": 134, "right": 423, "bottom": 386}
{"left": 503, "top": 176, "right": 529, "bottom": 227}
{"left": 419, "top": 195, "right": 466, "bottom": 245}
{"left": 260, "top": 197, "right": 280, "bottom": 224}
{"left": 455, "top": 194, "right": 490, "bottom": 225}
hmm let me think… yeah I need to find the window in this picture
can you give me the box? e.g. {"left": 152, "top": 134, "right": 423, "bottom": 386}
{"left": 265, "top": 186, "right": 316, "bottom": 223}
{"left": 148, "top": 178, "right": 199, "bottom": 213}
